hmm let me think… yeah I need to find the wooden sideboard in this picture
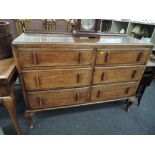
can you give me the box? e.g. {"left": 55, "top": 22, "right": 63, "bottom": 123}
{"left": 12, "top": 33, "right": 153, "bottom": 128}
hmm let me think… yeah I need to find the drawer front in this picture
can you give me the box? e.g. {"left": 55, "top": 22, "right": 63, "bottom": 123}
{"left": 27, "top": 87, "right": 90, "bottom": 109}
{"left": 95, "top": 50, "right": 150, "bottom": 65}
{"left": 18, "top": 49, "right": 93, "bottom": 68}
{"left": 91, "top": 82, "right": 137, "bottom": 102}
{"left": 23, "top": 68, "right": 92, "bottom": 91}
{"left": 93, "top": 66, "right": 145, "bottom": 84}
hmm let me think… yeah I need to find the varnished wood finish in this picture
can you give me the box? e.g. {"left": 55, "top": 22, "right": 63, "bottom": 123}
{"left": 0, "top": 58, "right": 15, "bottom": 82}
{"left": 0, "top": 92, "right": 22, "bottom": 134}
{"left": 12, "top": 33, "right": 153, "bottom": 128}
{"left": 0, "top": 58, "right": 22, "bottom": 134}
{"left": 93, "top": 66, "right": 145, "bottom": 84}
{"left": 90, "top": 82, "right": 138, "bottom": 102}
{"left": 22, "top": 68, "right": 92, "bottom": 91}
{"left": 0, "top": 59, "right": 17, "bottom": 96}
{"left": 18, "top": 49, "right": 93, "bottom": 68}
{"left": 96, "top": 50, "right": 151, "bottom": 65}
{"left": 27, "top": 87, "right": 89, "bottom": 109}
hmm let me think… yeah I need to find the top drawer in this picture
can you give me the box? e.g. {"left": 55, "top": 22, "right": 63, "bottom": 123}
{"left": 18, "top": 49, "right": 93, "bottom": 68}
{"left": 95, "top": 49, "right": 150, "bottom": 66}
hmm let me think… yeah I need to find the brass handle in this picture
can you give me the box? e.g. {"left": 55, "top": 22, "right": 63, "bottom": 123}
{"left": 97, "top": 90, "right": 101, "bottom": 98}
{"left": 37, "top": 96, "right": 43, "bottom": 106}
{"left": 125, "top": 87, "right": 130, "bottom": 94}
{"left": 35, "top": 76, "right": 40, "bottom": 87}
{"left": 78, "top": 52, "right": 81, "bottom": 63}
{"left": 136, "top": 52, "right": 143, "bottom": 62}
{"left": 32, "top": 52, "right": 38, "bottom": 64}
{"left": 101, "top": 72, "right": 105, "bottom": 81}
{"left": 105, "top": 52, "right": 109, "bottom": 63}
{"left": 76, "top": 74, "right": 80, "bottom": 83}
{"left": 75, "top": 93, "right": 80, "bottom": 101}
{"left": 131, "top": 70, "right": 137, "bottom": 78}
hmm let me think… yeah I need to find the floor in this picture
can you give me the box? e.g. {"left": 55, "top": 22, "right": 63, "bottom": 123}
{"left": 0, "top": 80, "right": 155, "bottom": 135}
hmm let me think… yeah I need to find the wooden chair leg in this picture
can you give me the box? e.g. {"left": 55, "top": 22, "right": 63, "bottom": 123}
{"left": 1, "top": 94, "right": 22, "bottom": 135}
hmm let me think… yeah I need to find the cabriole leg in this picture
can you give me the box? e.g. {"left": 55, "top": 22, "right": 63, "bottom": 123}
{"left": 25, "top": 111, "right": 35, "bottom": 129}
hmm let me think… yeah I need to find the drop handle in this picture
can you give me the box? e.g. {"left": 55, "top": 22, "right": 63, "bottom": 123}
{"left": 105, "top": 52, "right": 110, "bottom": 63}
{"left": 136, "top": 52, "right": 143, "bottom": 62}
{"left": 76, "top": 74, "right": 81, "bottom": 83}
{"left": 125, "top": 87, "right": 130, "bottom": 95}
{"left": 97, "top": 90, "right": 101, "bottom": 98}
{"left": 78, "top": 52, "right": 81, "bottom": 63}
{"left": 37, "top": 96, "right": 43, "bottom": 106}
{"left": 131, "top": 70, "right": 137, "bottom": 79}
{"left": 75, "top": 93, "right": 80, "bottom": 101}
{"left": 32, "top": 52, "right": 38, "bottom": 64}
{"left": 101, "top": 72, "right": 105, "bottom": 81}
{"left": 35, "top": 76, "right": 40, "bottom": 87}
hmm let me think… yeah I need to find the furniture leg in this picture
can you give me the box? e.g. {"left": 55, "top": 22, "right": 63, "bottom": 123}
{"left": 25, "top": 111, "right": 35, "bottom": 129}
{"left": 1, "top": 93, "right": 22, "bottom": 135}
{"left": 125, "top": 97, "right": 138, "bottom": 112}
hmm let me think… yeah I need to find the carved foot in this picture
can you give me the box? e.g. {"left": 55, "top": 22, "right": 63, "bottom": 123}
{"left": 25, "top": 111, "right": 35, "bottom": 129}
{"left": 125, "top": 97, "right": 138, "bottom": 112}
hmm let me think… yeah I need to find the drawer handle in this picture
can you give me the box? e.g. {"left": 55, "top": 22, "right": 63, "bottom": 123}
{"left": 131, "top": 70, "right": 137, "bottom": 79}
{"left": 32, "top": 52, "right": 38, "bottom": 64}
{"left": 101, "top": 72, "right": 105, "bottom": 81}
{"left": 78, "top": 52, "right": 81, "bottom": 63}
{"left": 37, "top": 96, "right": 43, "bottom": 106}
{"left": 76, "top": 74, "right": 80, "bottom": 83}
{"left": 97, "top": 90, "right": 101, "bottom": 98}
{"left": 136, "top": 52, "right": 143, "bottom": 62}
{"left": 105, "top": 52, "right": 109, "bottom": 63}
{"left": 75, "top": 93, "right": 80, "bottom": 101}
{"left": 125, "top": 87, "right": 130, "bottom": 94}
{"left": 35, "top": 76, "right": 40, "bottom": 87}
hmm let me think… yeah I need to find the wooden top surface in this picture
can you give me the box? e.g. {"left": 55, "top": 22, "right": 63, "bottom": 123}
{"left": 0, "top": 58, "right": 15, "bottom": 81}
{"left": 12, "top": 33, "right": 153, "bottom": 47}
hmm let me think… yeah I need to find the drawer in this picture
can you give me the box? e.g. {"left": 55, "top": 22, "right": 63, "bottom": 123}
{"left": 27, "top": 87, "right": 90, "bottom": 109}
{"left": 18, "top": 49, "right": 93, "bottom": 68}
{"left": 91, "top": 82, "right": 138, "bottom": 102}
{"left": 95, "top": 50, "right": 150, "bottom": 65}
{"left": 93, "top": 66, "right": 145, "bottom": 85}
{"left": 23, "top": 68, "right": 92, "bottom": 91}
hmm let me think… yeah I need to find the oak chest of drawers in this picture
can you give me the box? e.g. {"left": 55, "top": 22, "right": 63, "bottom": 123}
{"left": 12, "top": 33, "right": 153, "bottom": 128}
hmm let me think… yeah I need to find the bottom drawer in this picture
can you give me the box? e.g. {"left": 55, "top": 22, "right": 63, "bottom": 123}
{"left": 91, "top": 82, "right": 138, "bottom": 102}
{"left": 27, "top": 87, "right": 89, "bottom": 110}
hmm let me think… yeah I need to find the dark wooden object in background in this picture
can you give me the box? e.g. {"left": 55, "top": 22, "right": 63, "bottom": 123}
{"left": 136, "top": 61, "right": 155, "bottom": 106}
{"left": 0, "top": 58, "right": 22, "bottom": 134}
{"left": 0, "top": 21, "right": 13, "bottom": 60}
